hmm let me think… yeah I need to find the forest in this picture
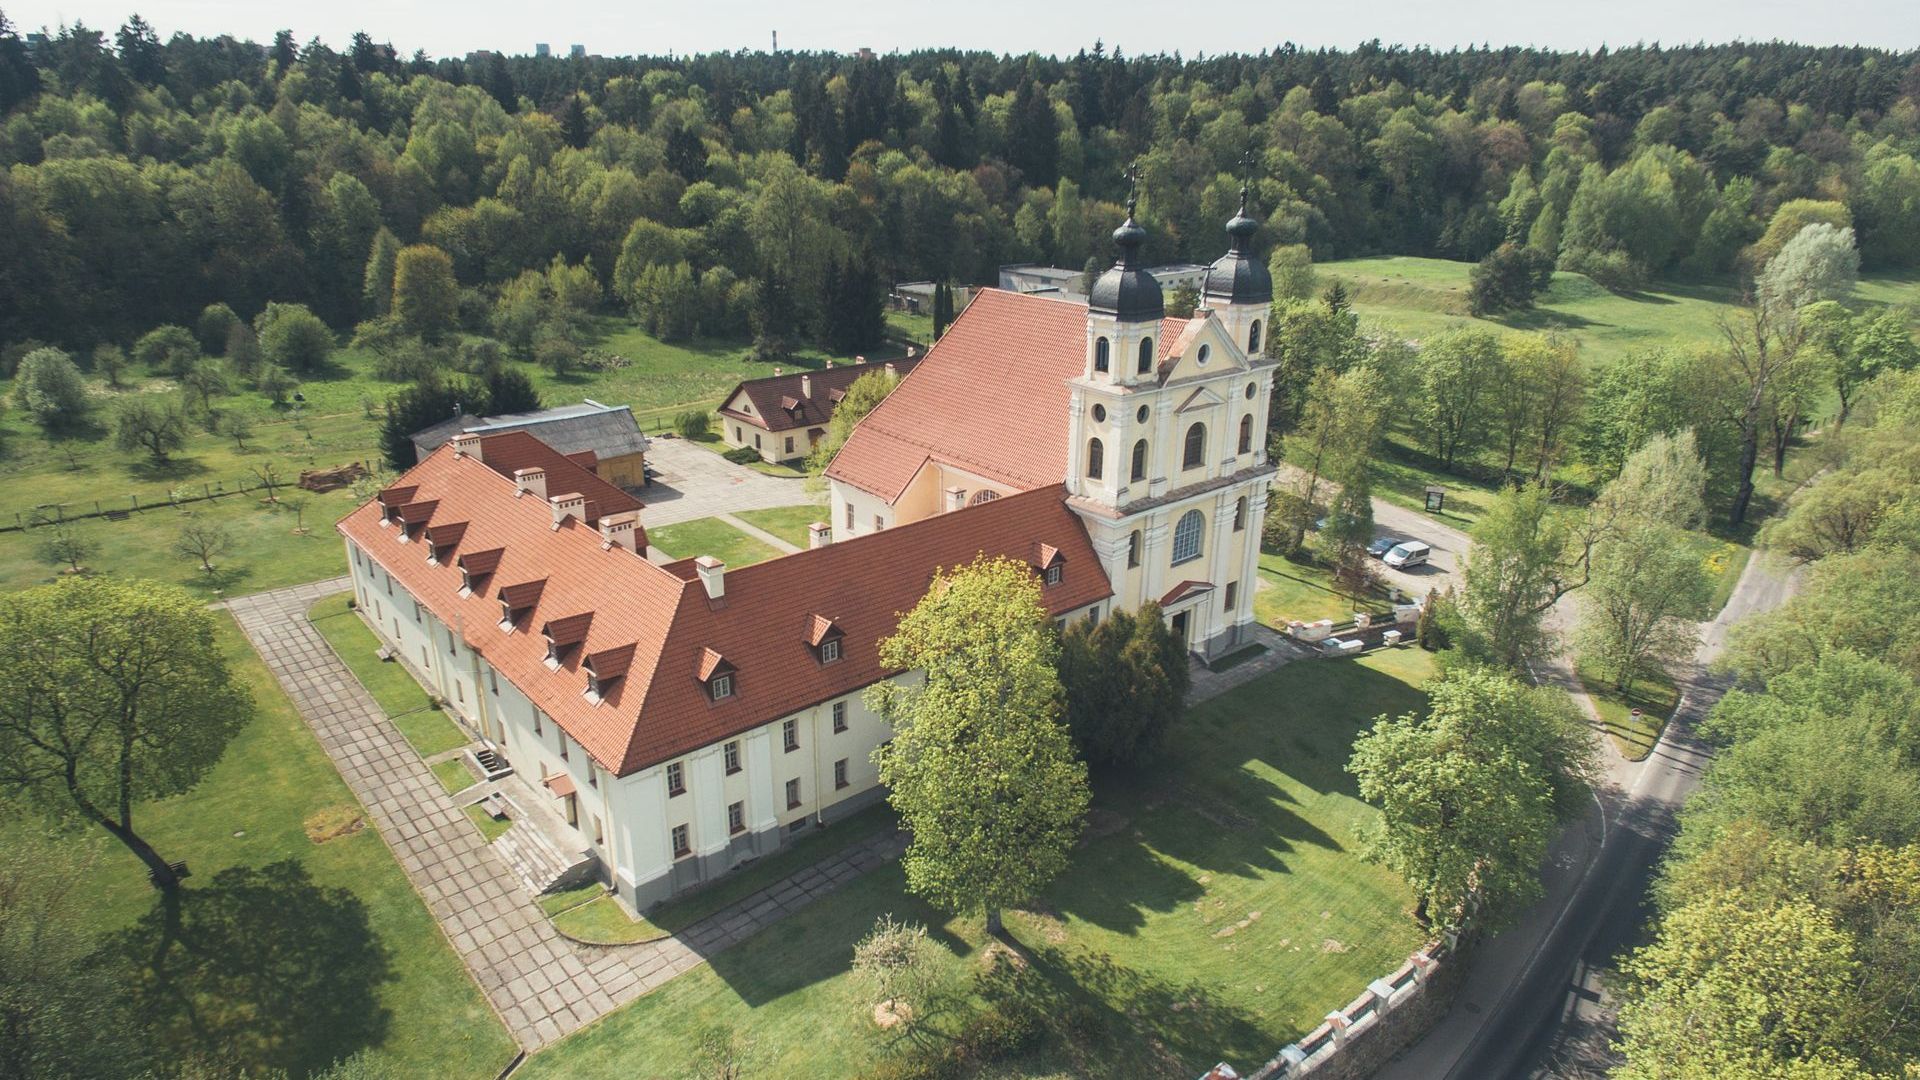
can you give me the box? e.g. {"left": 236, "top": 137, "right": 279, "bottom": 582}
{"left": 2, "top": 13, "right": 1918, "bottom": 359}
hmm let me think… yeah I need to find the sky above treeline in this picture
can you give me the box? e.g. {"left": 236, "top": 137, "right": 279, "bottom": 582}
{"left": 6, "top": 0, "right": 1916, "bottom": 60}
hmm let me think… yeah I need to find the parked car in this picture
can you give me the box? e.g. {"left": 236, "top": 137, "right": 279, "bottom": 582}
{"left": 1383, "top": 540, "right": 1432, "bottom": 569}
{"left": 1366, "top": 536, "right": 1402, "bottom": 559}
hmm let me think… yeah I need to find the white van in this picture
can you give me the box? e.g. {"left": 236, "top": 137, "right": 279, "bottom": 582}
{"left": 1383, "top": 541, "right": 1431, "bottom": 569}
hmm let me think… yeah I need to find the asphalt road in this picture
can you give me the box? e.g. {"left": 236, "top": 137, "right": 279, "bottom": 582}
{"left": 1419, "top": 551, "right": 1797, "bottom": 1080}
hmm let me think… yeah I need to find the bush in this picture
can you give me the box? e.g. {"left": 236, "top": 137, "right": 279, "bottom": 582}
{"left": 721, "top": 445, "right": 761, "bottom": 464}
{"left": 196, "top": 302, "right": 241, "bottom": 354}
{"left": 674, "top": 410, "right": 711, "bottom": 438}
{"left": 1469, "top": 242, "right": 1554, "bottom": 314}
{"left": 953, "top": 1003, "right": 1045, "bottom": 1062}
{"left": 13, "top": 347, "right": 92, "bottom": 431}
{"left": 255, "top": 302, "right": 334, "bottom": 372}
{"left": 132, "top": 324, "right": 200, "bottom": 375}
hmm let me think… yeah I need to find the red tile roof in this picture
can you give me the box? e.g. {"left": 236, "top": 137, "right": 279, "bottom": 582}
{"left": 826, "top": 289, "right": 1188, "bottom": 502}
{"left": 718, "top": 357, "right": 923, "bottom": 434}
{"left": 339, "top": 432, "right": 1111, "bottom": 777}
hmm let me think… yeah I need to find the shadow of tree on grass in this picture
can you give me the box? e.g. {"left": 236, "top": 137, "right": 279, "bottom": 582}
{"left": 101, "top": 859, "right": 395, "bottom": 1078}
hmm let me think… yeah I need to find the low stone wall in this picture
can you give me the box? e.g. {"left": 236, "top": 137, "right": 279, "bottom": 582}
{"left": 1199, "top": 932, "right": 1468, "bottom": 1080}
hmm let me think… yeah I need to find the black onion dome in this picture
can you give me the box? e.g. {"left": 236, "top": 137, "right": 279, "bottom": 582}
{"left": 1202, "top": 189, "right": 1272, "bottom": 306}
{"left": 1088, "top": 208, "right": 1164, "bottom": 321}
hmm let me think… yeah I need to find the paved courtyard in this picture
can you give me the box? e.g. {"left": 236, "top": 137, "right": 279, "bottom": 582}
{"left": 225, "top": 579, "right": 903, "bottom": 1050}
{"left": 635, "top": 435, "right": 818, "bottom": 528}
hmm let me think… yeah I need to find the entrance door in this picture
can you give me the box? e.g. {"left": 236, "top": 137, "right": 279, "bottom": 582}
{"left": 1170, "top": 610, "right": 1189, "bottom": 651}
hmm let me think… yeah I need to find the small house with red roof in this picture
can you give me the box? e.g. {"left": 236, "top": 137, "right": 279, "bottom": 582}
{"left": 715, "top": 356, "right": 920, "bottom": 465}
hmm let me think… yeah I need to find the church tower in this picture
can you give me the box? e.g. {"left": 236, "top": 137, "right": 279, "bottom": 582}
{"left": 1198, "top": 179, "right": 1273, "bottom": 358}
{"left": 1068, "top": 174, "right": 1164, "bottom": 508}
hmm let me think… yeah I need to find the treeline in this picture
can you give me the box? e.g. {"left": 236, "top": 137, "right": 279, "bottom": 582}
{"left": 2, "top": 13, "right": 1918, "bottom": 352}
{"left": 1609, "top": 370, "right": 1920, "bottom": 1079}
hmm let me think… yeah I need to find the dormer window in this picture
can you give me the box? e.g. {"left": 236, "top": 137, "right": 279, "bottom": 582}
{"left": 698, "top": 647, "right": 736, "bottom": 702}
{"left": 1045, "top": 564, "right": 1064, "bottom": 587}
{"left": 820, "top": 638, "right": 842, "bottom": 664}
{"left": 496, "top": 579, "right": 546, "bottom": 631}
{"left": 582, "top": 644, "right": 633, "bottom": 704}
{"left": 710, "top": 674, "right": 733, "bottom": 701}
{"left": 806, "top": 614, "right": 844, "bottom": 666}
{"left": 539, "top": 612, "right": 592, "bottom": 669}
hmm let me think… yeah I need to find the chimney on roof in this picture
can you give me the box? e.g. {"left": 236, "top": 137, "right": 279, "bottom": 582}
{"left": 907, "top": 346, "right": 918, "bottom": 358}
{"left": 549, "top": 492, "right": 586, "bottom": 529}
{"left": 514, "top": 467, "right": 547, "bottom": 500}
{"left": 800, "top": 373, "right": 812, "bottom": 399}
{"left": 808, "top": 521, "right": 831, "bottom": 549}
{"left": 598, "top": 511, "right": 640, "bottom": 553}
{"left": 885, "top": 361, "right": 897, "bottom": 377}
{"left": 694, "top": 555, "right": 726, "bottom": 600}
{"left": 854, "top": 355, "right": 865, "bottom": 364}
{"left": 774, "top": 366, "right": 783, "bottom": 376}
{"left": 825, "top": 359, "right": 835, "bottom": 369}
{"left": 945, "top": 486, "right": 966, "bottom": 513}
{"left": 450, "top": 431, "right": 483, "bottom": 460}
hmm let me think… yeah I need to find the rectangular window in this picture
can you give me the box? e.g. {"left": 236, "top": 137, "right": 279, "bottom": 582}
{"left": 754, "top": 433, "right": 761, "bottom": 448}
{"left": 786, "top": 778, "right": 801, "bottom": 809}
{"left": 1044, "top": 564, "right": 1063, "bottom": 586}
{"left": 593, "top": 815, "right": 604, "bottom": 845}
{"left": 385, "top": 574, "right": 393, "bottom": 597}
{"left": 666, "top": 761, "right": 685, "bottom": 796}
{"left": 834, "top": 758, "right": 849, "bottom": 789}
{"left": 447, "top": 627, "right": 457, "bottom": 655}
{"left": 488, "top": 667, "right": 498, "bottom": 694}
{"left": 845, "top": 503, "right": 854, "bottom": 531}
{"left": 789, "top": 819, "right": 808, "bottom": 835}
{"left": 533, "top": 710, "right": 543, "bottom": 735}
{"left": 1224, "top": 581, "right": 1239, "bottom": 611}
{"left": 820, "top": 638, "right": 841, "bottom": 664}
{"left": 559, "top": 734, "right": 569, "bottom": 761}
{"left": 784, "top": 436, "right": 795, "bottom": 454}
{"left": 420, "top": 646, "right": 429, "bottom": 666}
{"left": 710, "top": 674, "right": 733, "bottom": 701}
{"left": 588, "top": 764, "right": 598, "bottom": 789}
{"left": 456, "top": 683, "right": 464, "bottom": 703}
{"left": 873, "top": 515, "right": 885, "bottom": 532}
{"left": 723, "top": 740, "right": 741, "bottom": 774}
{"left": 412, "top": 599, "right": 421, "bottom": 621}
{"left": 671, "top": 824, "right": 690, "bottom": 858}
{"left": 783, "top": 718, "right": 799, "bottom": 753}
{"left": 1128, "top": 532, "right": 1141, "bottom": 569}
{"left": 832, "top": 701, "right": 848, "bottom": 733}
{"left": 728, "top": 801, "right": 745, "bottom": 834}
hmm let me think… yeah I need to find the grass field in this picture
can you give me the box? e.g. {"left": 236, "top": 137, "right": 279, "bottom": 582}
{"left": 522, "top": 651, "right": 1433, "bottom": 1079}
{"left": 1576, "top": 657, "right": 1683, "bottom": 761}
{"left": 4, "top": 613, "right": 516, "bottom": 1079}
{"left": 1317, "top": 256, "right": 1920, "bottom": 369}
{"left": 309, "top": 593, "right": 468, "bottom": 757}
{"left": 1253, "top": 552, "right": 1394, "bottom": 627}
{"left": 433, "top": 757, "right": 476, "bottom": 796}
{"left": 648, "top": 515, "right": 785, "bottom": 567}
{"left": 735, "top": 503, "right": 830, "bottom": 549}
{"left": 465, "top": 803, "right": 512, "bottom": 842}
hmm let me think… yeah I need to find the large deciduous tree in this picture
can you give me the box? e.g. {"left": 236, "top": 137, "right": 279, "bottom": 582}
{"left": 12, "top": 346, "right": 93, "bottom": 432}
{"left": 392, "top": 243, "right": 460, "bottom": 340}
{"left": 1576, "top": 522, "right": 1710, "bottom": 691}
{"left": 869, "top": 556, "right": 1089, "bottom": 936}
{"left": 1457, "top": 482, "right": 1601, "bottom": 670}
{"left": 0, "top": 578, "right": 252, "bottom": 889}
{"left": 1348, "top": 665, "right": 1595, "bottom": 928}
{"left": 1057, "top": 602, "right": 1189, "bottom": 767}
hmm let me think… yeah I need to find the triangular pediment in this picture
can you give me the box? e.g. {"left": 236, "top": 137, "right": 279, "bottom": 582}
{"left": 1175, "top": 384, "right": 1228, "bottom": 413}
{"left": 1159, "top": 315, "right": 1246, "bottom": 385}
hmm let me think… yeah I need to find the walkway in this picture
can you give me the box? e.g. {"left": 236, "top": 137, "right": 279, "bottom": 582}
{"left": 718, "top": 510, "right": 804, "bottom": 554}
{"left": 225, "top": 579, "right": 904, "bottom": 1050}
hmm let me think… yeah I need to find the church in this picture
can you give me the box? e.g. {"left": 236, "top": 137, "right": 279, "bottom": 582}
{"left": 335, "top": 194, "right": 1277, "bottom": 910}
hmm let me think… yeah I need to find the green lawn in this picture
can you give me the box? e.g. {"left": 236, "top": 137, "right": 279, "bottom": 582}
{"left": 682, "top": 430, "right": 812, "bottom": 477}
{"left": 523, "top": 652, "right": 1433, "bottom": 1079}
{"left": 551, "top": 893, "right": 670, "bottom": 945}
{"left": 1576, "top": 657, "right": 1682, "bottom": 761}
{"left": 735, "top": 504, "right": 830, "bottom": 549}
{"left": 647, "top": 515, "right": 785, "bottom": 567}
{"left": 465, "top": 803, "right": 512, "bottom": 843}
{"left": 308, "top": 593, "right": 468, "bottom": 757}
{"left": 1367, "top": 436, "right": 1503, "bottom": 527}
{"left": 3, "top": 613, "right": 515, "bottom": 1079}
{"left": 1318, "top": 256, "right": 1920, "bottom": 369}
{"left": 1253, "top": 552, "right": 1393, "bottom": 627}
{"left": 432, "top": 757, "right": 476, "bottom": 797}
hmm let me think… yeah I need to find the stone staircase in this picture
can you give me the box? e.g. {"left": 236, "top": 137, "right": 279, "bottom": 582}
{"left": 491, "top": 815, "right": 596, "bottom": 897}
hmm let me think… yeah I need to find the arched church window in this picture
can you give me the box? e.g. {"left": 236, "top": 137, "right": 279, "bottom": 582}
{"left": 1238, "top": 415, "right": 1254, "bottom": 455}
{"left": 1094, "top": 337, "right": 1110, "bottom": 373}
{"left": 1086, "top": 438, "right": 1104, "bottom": 480}
{"left": 1248, "top": 319, "right": 1263, "bottom": 354}
{"left": 1131, "top": 440, "right": 1148, "bottom": 482}
{"left": 1172, "top": 510, "right": 1205, "bottom": 565}
{"left": 1128, "top": 530, "right": 1142, "bottom": 568}
{"left": 1137, "top": 337, "right": 1154, "bottom": 374}
{"left": 1233, "top": 496, "right": 1248, "bottom": 531}
{"left": 1183, "top": 423, "right": 1207, "bottom": 469}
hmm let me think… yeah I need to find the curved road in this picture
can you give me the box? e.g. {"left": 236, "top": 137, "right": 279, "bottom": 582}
{"left": 1373, "top": 547, "right": 1797, "bottom": 1080}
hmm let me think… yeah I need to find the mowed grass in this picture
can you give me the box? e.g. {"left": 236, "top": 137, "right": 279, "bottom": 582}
{"left": 523, "top": 652, "right": 1433, "bottom": 1079}
{"left": 735, "top": 503, "right": 831, "bottom": 549}
{"left": 309, "top": 593, "right": 468, "bottom": 757}
{"left": 647, "top": 515, "right": 784, "bottom": 567}
{"left": 1317, "top": 256, "right": 1920, "bottom": 369}
{"left": 1576, "top": 657, "right": 1683, "bottom": 761}
{"left": 433, "top": 757, "right": 477, "bottom": 796}
{"left": 1254, "top": 552, "right": 1392, "bottom": 627}
{"left": 15, "top": 613, "right": 515, "bottom": 1079}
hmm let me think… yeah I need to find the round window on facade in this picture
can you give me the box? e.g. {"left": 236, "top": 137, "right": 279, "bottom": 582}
{"left": 1245, "top": 382, "right": 1257, "bottom": 400}
{"left": 1197, "top": 344, "right": 1211, "bottom": 366}
{"left": 1092, "top": 403, "right": 1106, "bottom": 423}
{"left": 1136, "top": 405, "right": 1150, "bottom": 424}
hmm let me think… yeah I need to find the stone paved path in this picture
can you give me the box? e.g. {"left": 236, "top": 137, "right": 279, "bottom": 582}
{"left": 225, "top": 578, "right": 904, "bottom": 1050}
